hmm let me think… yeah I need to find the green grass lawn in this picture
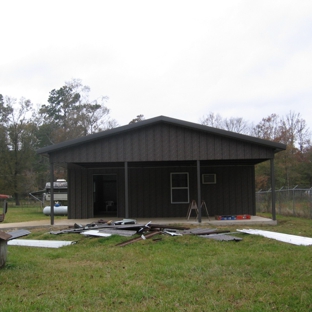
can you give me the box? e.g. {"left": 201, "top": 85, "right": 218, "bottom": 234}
{"left": 1, "top": 208, "right": 312, "bottom": 311}
{"left": 2, "top": 206, "right": 67, "bottom": 223}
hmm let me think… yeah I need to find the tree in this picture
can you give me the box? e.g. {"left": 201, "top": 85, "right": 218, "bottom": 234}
{"left": 201, "top": 110, "right": 312, "bottom": 190}
{"left": 129, "top": 114, "right": 145, "bottom": 124}
{"left": 200, "top": 112, "right": 223, "bottom": 128}
{"left": 200, "top": 112, "right": 250, "bottom": 134}
{"left": 223, "top": 117, "right": 250, "bottom": 134}
{"left": 0, "top": 80, "right": 118, "bottom": 202}
{"left": 252, "top": 112, "right": 311, "bottom": 189}
{"left": 0, "top": 95, "right": 38, "bottom": 204}
{"left": 280, "top": 111, "right": 310, "bottom": 153}
{"left": 299, "top": 144, "right": 312, "bottom": 186}
{"left": 38, "top": 79, "right": 116, "bottom": 146}
{"left": 251, "top": 114, "right": 281, "bottom": 141}
{"left": 0, "top": 95, "right": 9, "bottom": 193}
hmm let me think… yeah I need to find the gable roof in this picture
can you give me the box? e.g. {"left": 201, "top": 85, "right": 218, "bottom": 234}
{"left": 37, "top": 115, "right": 286, "bottom": 155}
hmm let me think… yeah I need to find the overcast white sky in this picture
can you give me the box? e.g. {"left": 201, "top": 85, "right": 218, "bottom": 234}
{"left": 1, "top": 0, "right": 312, "bottom": 129}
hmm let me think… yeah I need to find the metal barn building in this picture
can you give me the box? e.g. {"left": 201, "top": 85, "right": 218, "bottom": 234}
{"left": 37, "top": 116, "right": 286, "bottom": 221}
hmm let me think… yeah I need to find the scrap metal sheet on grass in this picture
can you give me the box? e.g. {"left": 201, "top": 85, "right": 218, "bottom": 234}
{"left": 7, "top": 229, "right": 31, "bottom": 240}
{"left": 8, "top": 239, "right": 76, "bottom": 248}
{"left": 98, "top": 229, "right": 137, "bottom": 237}
{"left": 237, "top": 229, "right": 312, "bottom": 246}
{"left": 80, "top": 229, "right": 137, "bottom": 237}
{"left": 182, "top": 228, "right": 217, "bottom": 235}
{"left": 80, "top": 230, "right": 112, "bottom": 237}
{"left": 200, "top": 234, "right": 242, "bottom": 241}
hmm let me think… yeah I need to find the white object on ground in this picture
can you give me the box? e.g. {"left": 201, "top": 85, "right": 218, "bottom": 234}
{"left": 43, "top": 206, "right": 68, "bottom": 216}
{"left": 8, "top": 239, "right": 75, "bottom": 248}
{"left": 237, "top": 229, "right": 312, "bottom": 246}
{"left": 80, "top": 230, "right": 112, "bottom": 237}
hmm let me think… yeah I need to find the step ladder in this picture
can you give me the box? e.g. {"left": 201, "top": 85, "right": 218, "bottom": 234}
{"left": 187, "top": 200, "right": 198, "bottom": 220}
{"left": 187, "top": 200, "right": 210, "bottom": 220}
{"left": 200, "top": 200, "right": 210, "bottom": 220}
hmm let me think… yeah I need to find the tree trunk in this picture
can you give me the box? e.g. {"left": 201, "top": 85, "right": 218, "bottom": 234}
{"left": 14, "top": 192, "right": 20, "bottom": 206}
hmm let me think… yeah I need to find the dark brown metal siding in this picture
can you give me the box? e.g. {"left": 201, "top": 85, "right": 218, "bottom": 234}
{"left": 68, "top": 164, "right": 90, "bottom": 219}
{"left": 200, "top": 166, "right": 255, "bottom": 216}
{"left": 67, "top": 163, "right": 255, "bottom": 218}
{"left": 68, "top": 165, "right": 126, "bottom": 219}
{"left": 50, "top": 124, "right": 274, "bottom": 163}
{"left": 126, "top": 165, "right": 255, "bottom": 218}
{"left": 127, "top": 166, "right": 197, "bottom": 218}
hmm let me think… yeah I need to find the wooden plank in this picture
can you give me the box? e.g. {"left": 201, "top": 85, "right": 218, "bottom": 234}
{"left": 116, "top": 231, "right": 162, "bottom": 247}
{"left": 0, "top": 231, "right": 12, "bottom": 241}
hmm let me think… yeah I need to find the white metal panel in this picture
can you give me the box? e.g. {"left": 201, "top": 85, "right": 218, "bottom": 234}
{"left": 80, "top": 230, "right": 112, "bottom": 237}
{"left": 8, "top": 240, "right": 75, "bottom": 248}
{"left": 237, "top": 229, "right": 312, "bottom": 246}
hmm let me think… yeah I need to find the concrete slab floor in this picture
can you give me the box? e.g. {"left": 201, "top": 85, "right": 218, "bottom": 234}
{"left": 0, "top": 215, "right": 276, "bottom": 230}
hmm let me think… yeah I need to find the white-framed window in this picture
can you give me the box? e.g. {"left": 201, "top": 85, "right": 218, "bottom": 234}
{"left": 170, "top": 172, "right": 189, "bottom": 204}
{"left": 202, "top": 174, "right": 216, "bottom": 184}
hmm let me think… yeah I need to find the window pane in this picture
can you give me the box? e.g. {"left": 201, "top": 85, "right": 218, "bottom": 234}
{"left": 172, "top": 174, "right": 188, "bottom": 187}
{"left": 172, "top": 189, "right": 189, "bottom": 203}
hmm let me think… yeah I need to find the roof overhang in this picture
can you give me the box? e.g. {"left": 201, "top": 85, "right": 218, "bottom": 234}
{"left": 37, "top": 115, "right": 287, "bottom": 156}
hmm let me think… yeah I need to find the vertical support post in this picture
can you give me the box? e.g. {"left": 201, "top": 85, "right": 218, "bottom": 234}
{"left": 50, "top": 162, "right": 55, "bottom": 225}
{"left": 197, "top": 160, "right": 202, "bottom": 223}
{"left": 292, "top": 185, "right": 298, "bottom": 216}
{"left": 270, "top": 158, "right": 276, "bottom": 221}
{"left": 124, "top": 161, "right": 129, "bottom": 218}
{"left": 280, "top": 188, "right": 283, "bottom": 215}
{"left": 0, "top": 232, "right": 11, "bottom": 269}
{"left": 310, "top": 187, "right": 312, "bottom": 219}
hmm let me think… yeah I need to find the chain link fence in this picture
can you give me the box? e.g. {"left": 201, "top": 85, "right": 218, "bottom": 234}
{"left": 256, "top": 186, "right": 312, "bottom": 218}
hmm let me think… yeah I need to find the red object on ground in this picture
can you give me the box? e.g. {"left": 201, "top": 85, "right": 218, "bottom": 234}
{"left": 0, "top": 195, "right": 10, "bottom": 199}
{"left": 236, "top": 215, "right": 251, "bottom": 220}
{"left": 215, "top": 214, "right": 251, "bottom": 220}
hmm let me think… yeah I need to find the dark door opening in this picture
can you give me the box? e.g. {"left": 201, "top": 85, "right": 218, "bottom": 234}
{"left": 93, "top": 174, "right": 117, "bottom": 217}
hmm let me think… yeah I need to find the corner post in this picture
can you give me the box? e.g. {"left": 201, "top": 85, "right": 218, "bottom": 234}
{"left": 270, "top": 157, "right": 276, "bottom": 221}
{"left": 125, "top": 161, "right": 129, "bottom": 218}
{"left": 197, "top": 160, "right": 202, "bottom": 223}
{"left": 50, "top": 162, "right": 54, "bottom": 225}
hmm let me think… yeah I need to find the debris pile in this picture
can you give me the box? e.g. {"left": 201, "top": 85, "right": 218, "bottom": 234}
{"left": 1, "top": 218, "right": 244, "bottom": 249}
{"left": 49, "top": 218, "right": 241, "bottom": 246}
{"left": 4, "top": 220, "right": 312, "bottom": 249}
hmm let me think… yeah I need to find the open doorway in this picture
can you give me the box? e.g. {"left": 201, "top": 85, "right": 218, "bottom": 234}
{"left": 93, "top": 174, "right": 117, "bottom": 217}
